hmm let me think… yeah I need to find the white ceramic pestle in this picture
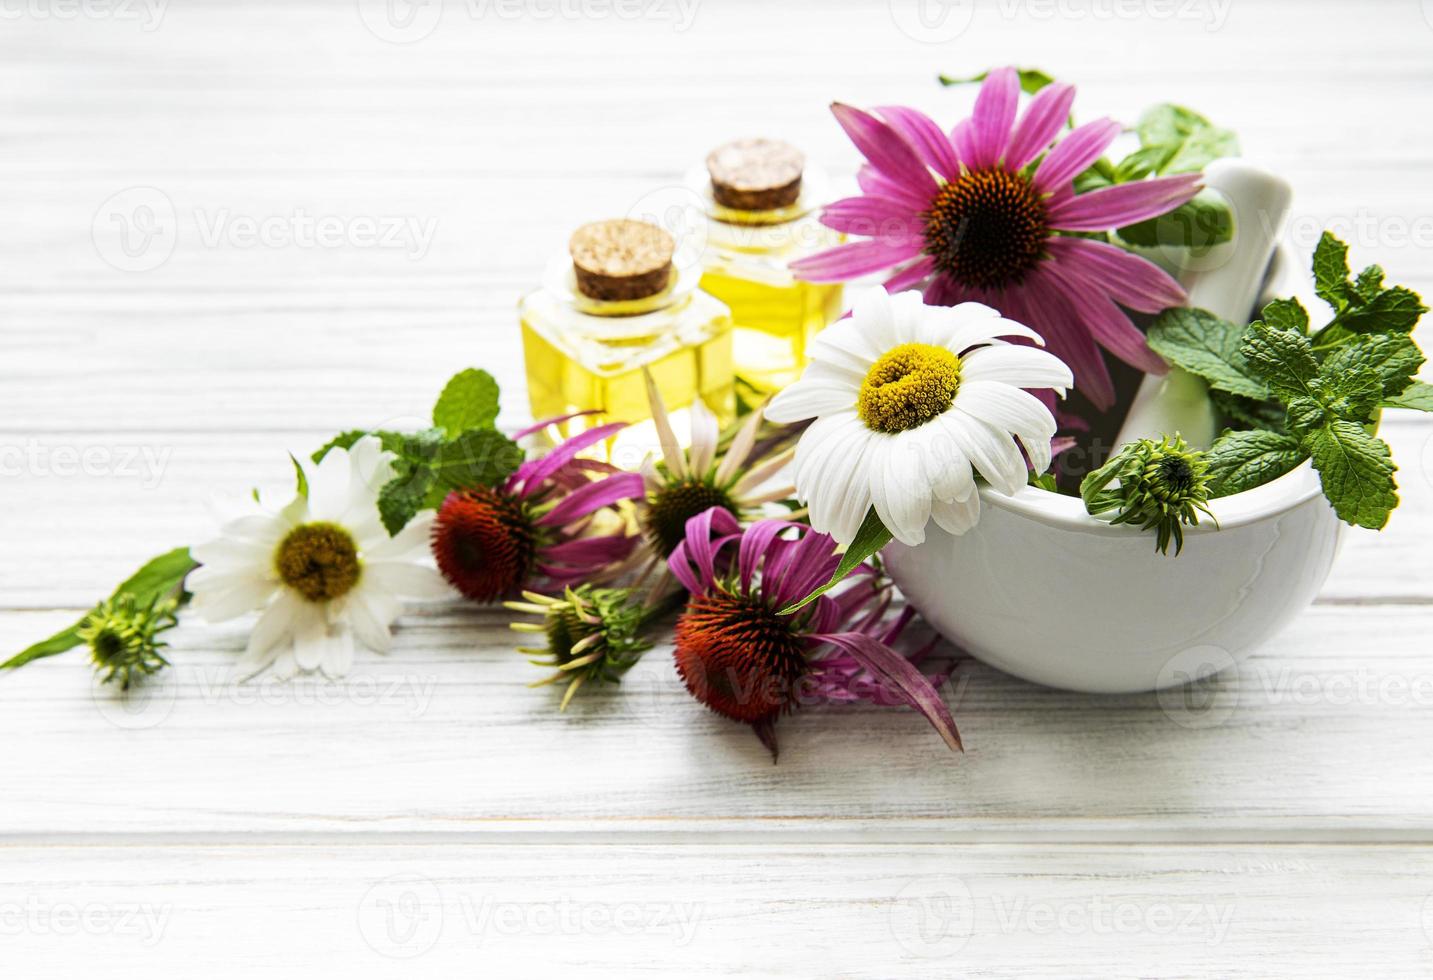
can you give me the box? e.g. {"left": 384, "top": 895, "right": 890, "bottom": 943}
{"left": 1113, "top": 159, "right": 1293, "bottom": 449}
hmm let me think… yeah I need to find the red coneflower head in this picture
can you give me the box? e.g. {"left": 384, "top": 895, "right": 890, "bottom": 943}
{"left": 668, "top": 508, "right": 962, "bottom": 760}
{"left": 432, "top": 486, "right": 537, "bottom": 602}
{"left": 674, "top": 589, "right": 808, "bottom": 727}
{"left": 429, "top": 421, "right": 645, "bottom": 604}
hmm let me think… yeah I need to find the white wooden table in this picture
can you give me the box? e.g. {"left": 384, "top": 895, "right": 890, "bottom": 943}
{"left": 3, "top": 1, "right": 1432, "bottom": 975}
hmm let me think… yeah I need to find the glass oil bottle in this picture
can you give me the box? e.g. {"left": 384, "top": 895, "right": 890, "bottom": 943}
{"left": 691, "top": 138, "right": 843, "bottom": 399}
{"left": 519, "top": 218, "right": 734, "bottom": 464}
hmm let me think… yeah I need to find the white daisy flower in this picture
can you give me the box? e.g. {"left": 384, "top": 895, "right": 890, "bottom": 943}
{"left": 188, "top": 436, "right": 452, "bottom": 679}
{"left": 765, "top": 288, "right": 1073, "bottom": 547}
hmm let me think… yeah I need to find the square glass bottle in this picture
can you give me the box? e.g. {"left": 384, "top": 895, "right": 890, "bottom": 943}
{"left": 519, "top": 218, "right": 734, "bottom": 464}
{"left": 691, "top": 139, "right": 844, "bottom": 397}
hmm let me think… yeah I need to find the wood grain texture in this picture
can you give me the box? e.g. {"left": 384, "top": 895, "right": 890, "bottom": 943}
{"left": 2, "top": 0, "right": 1431, "bottom": 974}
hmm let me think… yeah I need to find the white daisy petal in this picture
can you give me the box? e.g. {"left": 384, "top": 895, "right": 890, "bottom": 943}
{"left": 687, "top": 396, "right": 720, "bottom": 477}
{"left": 869, "top": 433, "right": 931, "bottom": 546}
{"left": 190, "top": 536, "right": 272, "bottom": 573}
{"left": 321, "top": 627, "right": 356, "bottom": 678}
{"left": 927, "top": 416, "right": 978, "bottom": 502}
{"left": 190, "top": 574, "right": 277, "bottom": 623}
{"left": 825, "top": 430, "right": 878, "bottom": 545}
{"left": 364, "top": 510, "right": 434, "bottom": 561}
{"left": 243, "top": 590, "right": 302, "bottom": 664}
{"left": 950, "top": 409, "right": 1028, "bottom": 496}
{"left": 887, "top": 289, "right": 930, "bottom": 345}
{"left": 765, "top": 380, "right": 858, "bottom": 424}
{"left": 305, "top": 445, "right": 354, "bottom": 522}
{"left": 364, "top": 561, "right": 452, "bottom": 600}
{"left": 293, "top": 614, "right": 327, "bottom": 672}
{"left": 346, "top": 591, "right": 398, "bottom": 653}
{"left": 960, "top": 344, "right": 1074, "bottom": 393}
{"left": 955, "top": 380, "right": 1058, "bottom": 473}
{"left": 931, "top": 492, "right": 982, "bottom": 536}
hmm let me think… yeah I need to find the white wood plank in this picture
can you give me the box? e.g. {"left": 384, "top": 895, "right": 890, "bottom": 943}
{"left": 1, "top": 603, "right": 1431, "bottom": 837}
{"left": 2, "top": 841, "right": 1431, "bottom": 978}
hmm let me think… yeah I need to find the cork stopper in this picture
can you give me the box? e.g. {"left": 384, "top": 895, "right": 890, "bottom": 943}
{"left": 706, "top": 138, "right": 805, "bottom": 211}
{"left": 568, "top": 219, "right": 675, "bottom": 302}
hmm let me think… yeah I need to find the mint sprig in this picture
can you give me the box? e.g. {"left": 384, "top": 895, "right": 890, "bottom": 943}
{"left": 314, "top": 368, "right": 522, "bottom": 534}
{"left": 1153, "top": 232, "right": 1428, "bottom": 529}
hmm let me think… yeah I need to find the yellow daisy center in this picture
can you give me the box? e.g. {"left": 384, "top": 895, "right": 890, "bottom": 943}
{"left": 857, "top": 342, "right": 961, "bottom": 434}
{"left": 275, "top": 521, "right": 361, "bottom": 603}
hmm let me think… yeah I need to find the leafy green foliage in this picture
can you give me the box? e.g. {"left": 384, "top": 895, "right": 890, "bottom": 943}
{"left": 3, "top": 547, "right": 196, "bottom": 671}
{"left": 1118, "top": 104, "right": 1239, "bottom": 179}
{"left": 1146, "top": 308, "right": 1268, "bottom": 399}
{"left": 432, "top": 368, "right": 500, "bottom": 436}
{"left": 778, "top": 507, "right": 894, "bottom": 615}
{"left": 1385, "top": 380, "right": 1433, "bottom": 411}
{"left": 1205, "top": 430, "right": 1305, "bottom": 498}
{"left": 1303, "top": 420, "right": 1398, "bottom": 529}
{"left": 1081, "top": 435, "right": 1214, "bottom": 555}
{"left": 313, "top": 369, "right": 522, "bottom": 535}
{"left": 1145, "top": 233, "right": 1427, "bottom": 528}
{"left": 1115, "top": 192, "right": 1234, "bottom": 250}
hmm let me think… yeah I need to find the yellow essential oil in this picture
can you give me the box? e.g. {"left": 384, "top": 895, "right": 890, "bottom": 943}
{"left": 695, "top": 138, "right": 844, "bottom": 396}
{"left": 519, "top": 219, "right": 734, "bottom": 464}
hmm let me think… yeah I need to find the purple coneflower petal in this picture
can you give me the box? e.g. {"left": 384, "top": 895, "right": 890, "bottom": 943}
{"left": 512, "top": 421, "right": 626, "bottom": 496}
{"left": 967, "top": 66, "right": 1020, "bottom": 169}
{"left": 511, "top": 410, "right": 600, "bottom": 442}
{"left": 876, "top": 105, "right": 961, "bottom": 180}
{"left": 1046, "top": 172, "right": 1202, "bottom": 231}
{"left": 1040, "top": 261, "right": 1167, "bottom": 375}
{"left": 535, "top": 471, "right": 644, "bottom": 528}
{"left": 1004, "top": 82, "right": 1077, "bottom": 172}
{"left": 809, "top": 631, "right": 962, "bottom": 751}
{"left": 1005, "top": 274, "right": 1116, "bottom": 410}
{"left": 737, "top": 519, "right": 795, "bottom": 593}
{"left": 882, "top": 256, "right": 937, "bottom": 294}
{"left": 856, "top": 164, "right": 931, "bottom": 212}
{"left": 791, "top": 239, "right": 922, "bottom": 283}
{"left": 540, "top": 534, "right": 635, "bottom": 566}
{"left": 923, "top": 271, "right": 971, "bottom": 307}
{"left": 818, "top": 196, "right": 923, "bottom": 244}
{"left": 669, "top": 506, "right": 743, "bottom": 594}
{"left": 831, "top": 103, "right": 938, "bottom": 198}
{"left": 1032, "top": 117, "right": 1121, "bottom": 195}
{"left": 1045, "top": 236, "right": 1186, "bottom": 313}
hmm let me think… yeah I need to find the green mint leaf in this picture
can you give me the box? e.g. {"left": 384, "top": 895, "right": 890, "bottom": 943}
{"left": 4, "top": 546, "right": 197, "bottom": 671}
{"left": 423, "top": 428, "right": 524, "bottom": 505}
{"left": 432, "top": 368, "right": 500, "bottom": 436}
{"left": 1260, "top": 297, "right": 1310, "bottom": 334}
{"left": 1117, "top": 192, "right": 1233, "bottom": 249}
{"left": 1319, "top": 366, "right": 1384, "bottom": 422}
{"left": 1312, "top": 231, "right": 1351, "bottom": 311}
{"left": 1320, "top": 333, "right": 1424, "bottom": 400}
{"left": 778, "top": 507, "right": 894, "bottom": 615}
{"left": 1337, "top": 285, "right": 1426, "bottom": 335}
{"left": 377, "top": 464, "right": 435, "bottom": 536}
{"left": 1205, "top": 430, "right": 1306, "bottom": 498}
{"left": 1302, "top": 419, "right": 1398, "bottom": 529}
{"left": 1209, "top": 389, "right": 1287, "bottom": 432}
{"left": 1383, "top": 380, "right": 1433, "bottom": 412}
{"left": 939, "top": 67, "right": 1055, "bottom": 95}
{"left": 311, "top": 430, "right": 368, "bottom": 464}
{"left": 1147, "top": 308, "right": 1269, "bottom": 399}
{"left": 1241, "top": 323, "right": 1320, "bottom": 406}
{"left": 381, "top": 427, "right": 446, "bottom": 463}
{"left": 1132, "top": 103, "right": 1238, "bottom": 174}
{"left": 1353, "top": 264, "right": 1385, "bottom": 303}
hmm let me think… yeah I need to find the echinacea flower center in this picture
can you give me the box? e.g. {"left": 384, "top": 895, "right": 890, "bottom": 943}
{"left": 1152, "top": 454, "right": 1196, "bottom": 500}
{"left": 430, "top": 486, "right": 538, "bottom": 603}
{"left": 857, "top": 342, "right": 961, "bottom": 434}
{"left": 275, "top": 522, "right": 361, "bottom": 603}
{"left": 923, "top": 167, "right": 1048, "bottom": 290}
{"left": 646, "top": 480, "right": 737, "bottom": 556}
{"left": 673, "top": 589, "right": 808, "bottom": 725}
